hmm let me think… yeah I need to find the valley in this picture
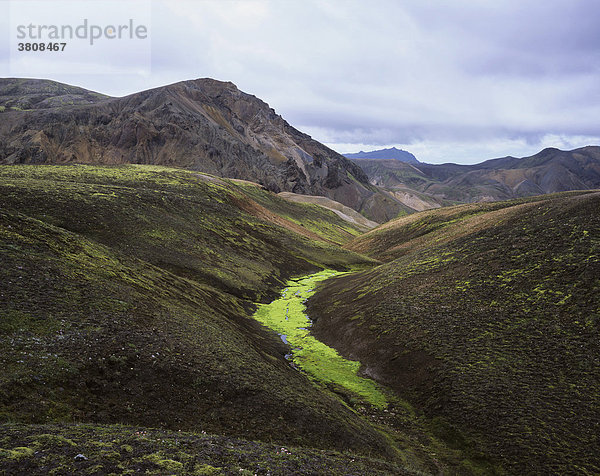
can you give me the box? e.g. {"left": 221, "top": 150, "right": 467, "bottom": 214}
{"left": 0, "top": 164, "right": 489, "bottom": 475}
{"left": 252, "top": 270, "right": 388, "bottom": 409}
{"left": 0, "top": 78, "right": 599, "bottom": 475}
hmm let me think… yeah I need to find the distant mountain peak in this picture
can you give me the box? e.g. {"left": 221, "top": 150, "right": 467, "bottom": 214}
{"left": 344, "top": 147, "right": 420, "bottom": 163}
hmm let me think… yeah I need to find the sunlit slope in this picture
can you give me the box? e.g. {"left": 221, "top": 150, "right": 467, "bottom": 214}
{"left": 309, "top": 191, "right": 600, "bottom": 473}
{"left": 0, "top": 165, "right": 395, "bottom": 457}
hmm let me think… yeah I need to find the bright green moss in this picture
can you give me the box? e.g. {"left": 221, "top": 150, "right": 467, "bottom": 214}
{"left": 253, "top": 270, "right": 388, "bottom": 408}
{"left": 142, "top": 453, "right": 184, "bottom": 472}
{"left": 193, "top": 463, "right": 223, "bottom": 475}
{"left": 0, "top": 446, "right": 34, "bottom": 460}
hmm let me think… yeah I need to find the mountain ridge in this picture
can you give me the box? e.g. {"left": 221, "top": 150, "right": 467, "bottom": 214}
{"left": 352, "top": 145, "right": 600, "bottom": 207}
{"left": 345, "top": 147, "right": 420, "bottom": 163}
{"left": 0, "top": 77, "right": 409, "bottom": 222}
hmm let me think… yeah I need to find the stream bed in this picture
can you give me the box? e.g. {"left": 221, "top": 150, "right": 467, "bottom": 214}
{"left": 253, "top": 269, "right": 387, "bottom": 408}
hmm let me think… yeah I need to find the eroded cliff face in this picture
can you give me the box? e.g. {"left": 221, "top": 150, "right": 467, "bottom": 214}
{"left": 0, "top": 78, "right": 406, "bottom": 220}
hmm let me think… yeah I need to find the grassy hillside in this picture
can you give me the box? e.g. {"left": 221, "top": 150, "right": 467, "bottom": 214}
{"left": 348, "top": 191, "right": 591, "bottom": 262}
{"left": 308, "top": 191, "right": 600, "bottom": 474}
{"left": 276, "top": 191, "right": 380, "bottom": 232}
{"left": 0, "top": 165, "right": 393, "bottom": 454}
{"left": 0, "top": 164, "right": 489, "bottom": 474}
{"left": 0, "top": 165, "right": 371, "bottom": 301}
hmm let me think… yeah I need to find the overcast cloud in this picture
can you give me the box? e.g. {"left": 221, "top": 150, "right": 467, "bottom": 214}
{"left": 1, "top": 0, "right": 599, "bottom": 164}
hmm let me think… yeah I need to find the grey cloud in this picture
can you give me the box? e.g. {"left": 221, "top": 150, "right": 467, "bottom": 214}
{"left": 2, "top": 0, "right": 598, "bottom": 163}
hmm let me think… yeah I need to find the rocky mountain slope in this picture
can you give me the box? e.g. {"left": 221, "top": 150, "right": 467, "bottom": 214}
{"left": 353, "top": 146, "right": 600, "bottom": 208}
{"left": 308, "top": 191, "right": 600, "bottom": 474}
{"left": 345, "top": 147, "right": 420, "bottom": 164}
{"left": 0, "top": 78, "right": 408, "bottom": 222}
{"left": 0, "top": 78, "right": 108, "bottom": 110}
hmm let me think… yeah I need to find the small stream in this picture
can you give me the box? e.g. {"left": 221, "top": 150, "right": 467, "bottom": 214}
{"left": 253, "top": 269, "right": 387, "bottom": 408}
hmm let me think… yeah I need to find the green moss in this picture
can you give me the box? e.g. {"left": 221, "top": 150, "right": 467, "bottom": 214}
{"left": 0, "top": 423, "right": 410, "bottom": 475}
{"left": 0, "top": 446, "right": 34, "bottom": 460}
{"left": 101, "top": 450, "right": 122, "bottom": 461}
{"left": 0, "top": 310, "right": 57, "bottom": 336}
{"left": 142, "top": 453, "right": 184, "bottom": 471}
{"left": 253, "top": 270, "right": 388, "bottom": 408}
{"left": 193, "top": 463, "right": 223, "bottom": 475}
{"left": 121, "top": 444, "right": 133, "bottom": 453}
{"left": 32, "top": 434, "right": 77, "bottom": 447}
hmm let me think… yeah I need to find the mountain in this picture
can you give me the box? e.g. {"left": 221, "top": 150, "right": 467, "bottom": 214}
{"left": 353, "top": 146, "right": 600, "bottom": 207}
{"left": 0, "top": 78, "right": 109, "bottom": 110}
{"left": 0, "top": 78, "right": 409, "bottom": 222}
{"left": 349, "top": 158, "right": 448, "bottom": 211}
{"left": 345, "top": 147, "right": 420, "bottom": 163}
{"left": 308, "top": 191, "right": 600, "bottom": 474}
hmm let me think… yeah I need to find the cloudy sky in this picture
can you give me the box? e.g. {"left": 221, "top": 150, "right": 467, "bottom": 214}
{"left": 2, "top": 0, "right": 600, "bottom": 164}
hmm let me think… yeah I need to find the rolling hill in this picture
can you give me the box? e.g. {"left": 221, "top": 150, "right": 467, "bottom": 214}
{"left": 308, "top": 191, "right": 600, "bottom": 474}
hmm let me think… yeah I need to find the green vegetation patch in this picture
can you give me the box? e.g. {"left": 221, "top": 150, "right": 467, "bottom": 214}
{"left": 253, "top": 270, "right": 388, "bottom": 408}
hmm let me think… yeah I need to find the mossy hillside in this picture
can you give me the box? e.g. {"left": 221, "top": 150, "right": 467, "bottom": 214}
{"left": 350, "top": 190, "right": 597, "bottom": 261}
{"left": 0, "top": 164, "right": 500, "bottom": 473}
{"left": 0, "top": 165, "right": 371, "bottom": 303}
{"left": 253, "top": 270, "right": 388, "bottom": 408}
{"left": 0, "top": 423, "right": 411, "bottom": 475}
{"left": 0, "top": 206, "right": 406, "bottom": 458}
{"left": 0, "top": 165, "right": 404, "bottom": 458}
{"left": 309, "top": 191, "right": 600, "bottom": 474}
